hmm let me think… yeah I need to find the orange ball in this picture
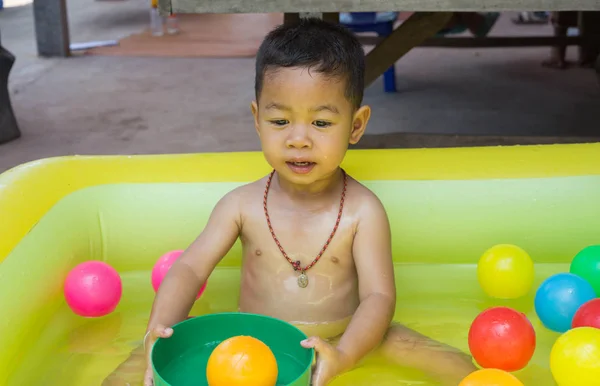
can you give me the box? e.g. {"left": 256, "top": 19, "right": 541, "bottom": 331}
{"left": 459, "top": 369, "right": 524, "bottom": 386}
{"left": 206, "top": 335, "right": 278, "bottom": 386}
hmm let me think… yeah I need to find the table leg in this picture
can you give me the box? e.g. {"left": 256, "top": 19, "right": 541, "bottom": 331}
{"left": 364, "top": 12, "right": 452, "bottom": 88}
{"left": 33, "top": 0, "right": 70, "bottom": 57}
{"left": 578, "top": 11, "right": 600, "bottom": 67}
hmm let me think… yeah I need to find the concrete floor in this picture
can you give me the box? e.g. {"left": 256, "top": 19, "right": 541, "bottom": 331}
{"left": 0, "top": 0, "right": 599, "bottom": 173}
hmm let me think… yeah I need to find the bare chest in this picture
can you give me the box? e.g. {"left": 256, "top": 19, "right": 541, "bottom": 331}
{"left": 240, "top": 207, "right": 356, "bottom": 280}
{"left": 236, "top": 200, "right": 360, "bottom": 322}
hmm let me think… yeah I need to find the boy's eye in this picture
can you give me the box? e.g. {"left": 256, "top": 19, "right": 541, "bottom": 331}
{"left": 269, "top": 119, "right": 288, "bottom": 126}
{"left": 313, "top": 120, "right": 331, "bottom": 128}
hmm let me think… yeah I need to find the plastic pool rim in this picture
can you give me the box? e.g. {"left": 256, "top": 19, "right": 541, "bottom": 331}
{"left": 150, "top": 312, "right": 315, "bottom": 386}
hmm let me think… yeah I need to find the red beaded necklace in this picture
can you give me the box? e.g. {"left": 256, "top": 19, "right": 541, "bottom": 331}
{"left": 263, "top": 169, "right": 348, "bottom": 288}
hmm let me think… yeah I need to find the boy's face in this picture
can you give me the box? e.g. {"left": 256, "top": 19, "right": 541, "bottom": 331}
{"left": 251, "top": 67, "right": 371, "bottom": 186}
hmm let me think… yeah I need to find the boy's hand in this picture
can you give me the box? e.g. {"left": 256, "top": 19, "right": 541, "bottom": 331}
{"left": 143, "top": 325, "right": 173, "bottom": 386}
{"left": 301, "top": 337, "right": 352, "bottom": 386}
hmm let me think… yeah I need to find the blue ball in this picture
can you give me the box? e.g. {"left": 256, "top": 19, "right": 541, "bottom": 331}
{"left": 534, "top": 272, "right": 597, "bottom": 332}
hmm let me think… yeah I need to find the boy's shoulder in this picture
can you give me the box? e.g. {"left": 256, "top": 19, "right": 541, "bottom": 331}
{"left": 218, "top": 175, "right": 269, "bottom": 208}
{"left": 346, "top": 177, "right": 391, "bottom": 250}
{"left": 210, "top": 177, "right": 268, "bottom": 229}
{"left": 347, "top": 176, "right": 385, "bottom": 209}
{"left": 235, "top": 176, "right": 268, "bottom": 196}
{"left": 346, "top": 176, "right": 389, "bottom": 223}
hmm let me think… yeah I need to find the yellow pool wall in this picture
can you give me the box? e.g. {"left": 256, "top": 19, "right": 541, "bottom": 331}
{"left": 2, "top": 143, "right": 600, "bottom": 262}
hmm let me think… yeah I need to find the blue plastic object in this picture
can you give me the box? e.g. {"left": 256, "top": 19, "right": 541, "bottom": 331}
{"left": 340, "top": 12, "right": 398, "bottom": 93}
{"left": 534, "top": 272, "right": 597, "bottom": 333}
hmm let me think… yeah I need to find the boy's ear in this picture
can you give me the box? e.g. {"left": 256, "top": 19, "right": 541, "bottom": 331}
{"left": 349, "top": 105, "right": 371, "bottom": 145}
{"left": 251, "top": 101, "right": 260, "bottom": 136}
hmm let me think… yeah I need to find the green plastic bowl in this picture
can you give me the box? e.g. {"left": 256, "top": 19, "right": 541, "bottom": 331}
{"left": 151, "top": 312, "right": 314, "bottom": 386}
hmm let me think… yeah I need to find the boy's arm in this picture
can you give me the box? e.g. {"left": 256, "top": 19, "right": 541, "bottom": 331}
{"left": 335, "top": 193, "right": 396, "bottom": 369}
{"left": 145, "top": 188, "right": 243, "bottom": 332}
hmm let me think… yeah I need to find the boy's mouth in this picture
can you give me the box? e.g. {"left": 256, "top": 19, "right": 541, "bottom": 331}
{"left": 286, "top": 161, "right": 316, "bottom": 174}
{"left": 289, "top": 161, "right": 313, "bottom": 166}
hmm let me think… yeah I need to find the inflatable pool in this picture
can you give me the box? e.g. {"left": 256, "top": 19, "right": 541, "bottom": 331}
{"left": 1, "top": 144, "right": 600, "bottom": 385}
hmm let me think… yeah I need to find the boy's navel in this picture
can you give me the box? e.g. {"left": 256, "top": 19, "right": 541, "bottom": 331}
{"left": 330, "top": 256, "right": 339, "bottom": 264}
{"left": 255, "top": 249, "right": 262, "bottom": 256}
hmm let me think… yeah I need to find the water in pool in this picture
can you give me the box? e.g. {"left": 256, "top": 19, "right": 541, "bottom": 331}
{"left": 7, "top": 266, "right": 563, "bottom": 385}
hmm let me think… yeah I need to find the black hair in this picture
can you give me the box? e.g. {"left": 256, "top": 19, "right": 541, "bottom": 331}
{"left": 255, "top": 17, "right": 365, "bottom": 110}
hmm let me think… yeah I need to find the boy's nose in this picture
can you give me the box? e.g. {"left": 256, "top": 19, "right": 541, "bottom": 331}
{"left": 285, "top": 125, "right": 312, "bottom": 149}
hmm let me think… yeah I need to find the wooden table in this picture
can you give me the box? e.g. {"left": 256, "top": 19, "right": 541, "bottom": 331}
{"left": 35, "top": 0, "right": 600, "bottom": 88}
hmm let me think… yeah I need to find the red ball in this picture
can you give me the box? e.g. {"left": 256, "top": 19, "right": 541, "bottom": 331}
{"left": 572, "top": 298, "right": 600, "bottom": 329}
{"left": 468, "top": 306, "right": 536, "bottom": 372}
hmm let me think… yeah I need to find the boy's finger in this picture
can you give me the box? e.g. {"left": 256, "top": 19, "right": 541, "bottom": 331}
{"left": 300, "top": 336, "right": 318, "bottom": 348}
{"left": 151, "top": 325, "right": 173, "bottom": 339}
{"left": 301, "top": 336, "right": 328, "bottom": 352}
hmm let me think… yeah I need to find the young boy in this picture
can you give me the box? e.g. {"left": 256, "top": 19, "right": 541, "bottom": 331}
{"left": 103, "top": 18, "right": 476, "bottom": 386}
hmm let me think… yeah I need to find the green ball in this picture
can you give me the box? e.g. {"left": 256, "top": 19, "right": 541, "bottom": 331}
{"left": 570, "top": 245, "right": 600, "bottom": 296}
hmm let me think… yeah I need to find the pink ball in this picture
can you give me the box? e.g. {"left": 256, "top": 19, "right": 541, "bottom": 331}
{"left": 64, "top": 261, "right": 122, "bottom": 317}
{"left": 151, "top": 250, "right": 207, "bottom": 299}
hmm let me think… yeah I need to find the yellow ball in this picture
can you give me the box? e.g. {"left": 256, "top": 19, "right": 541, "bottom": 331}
{"left": 477, "top": 244, "right": 534, "bottom": 299}
{"left": 206, "top": 335, "right": 278, "bottom": 386}
{"left": 550, "top": 327, "right": 600, "bottom": 386}
{"left": 459, "top": 368, "right": 524, "bottom": 386}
